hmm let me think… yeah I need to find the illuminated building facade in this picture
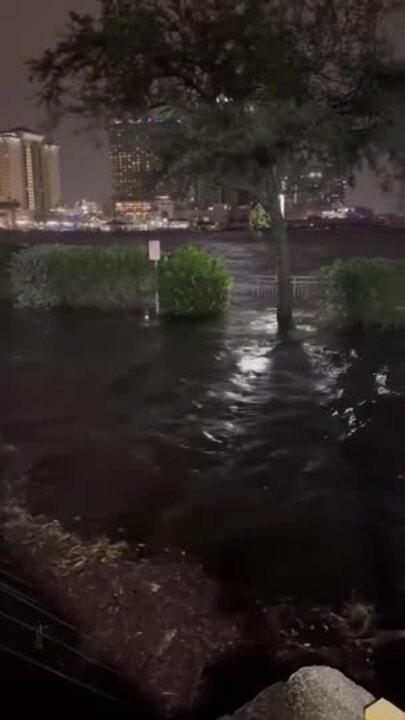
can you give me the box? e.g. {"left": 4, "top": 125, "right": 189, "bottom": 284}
{"left": 0, "top": 127, "right": 62, "bottom": 215}
{"left": 109, "top": 116, "right": 174, "bottom": 210}
{"left": 115, "top": 200, "right": 152, "bottom": 220}
{"left": 285, "top": 165, "right": 347, "bottom": 216}
{"left": 109, "top": 116, "right": 255, "bottom": 214}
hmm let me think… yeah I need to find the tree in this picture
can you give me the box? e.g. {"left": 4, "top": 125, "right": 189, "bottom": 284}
{"left": 30, "top": 0, "right": 404, "bottom": 333}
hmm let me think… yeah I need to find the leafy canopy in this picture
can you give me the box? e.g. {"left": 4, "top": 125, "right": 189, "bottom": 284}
{"left": 30, "top": 0, "right": 404, "bottom": 198}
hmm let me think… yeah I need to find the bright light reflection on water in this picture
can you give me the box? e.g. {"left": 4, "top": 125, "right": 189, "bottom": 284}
{"left": 237, "top": 351, "right": 271, "bottom": 374}
{"left": 375, "top": 366, "right": 389, "bottom": 395}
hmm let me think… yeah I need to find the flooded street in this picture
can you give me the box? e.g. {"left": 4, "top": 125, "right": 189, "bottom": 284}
{"left": 1, "top": 231, "right": 404, "bottom": 612}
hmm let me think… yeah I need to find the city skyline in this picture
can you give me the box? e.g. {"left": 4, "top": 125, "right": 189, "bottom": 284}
{"left": 0, "top": 0, "right": 404, "bottom": 209}
{"left": 0, "top": 0, "right": 109, "bottom": 205}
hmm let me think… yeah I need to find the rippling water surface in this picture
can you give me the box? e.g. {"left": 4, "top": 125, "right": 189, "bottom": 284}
{"left": 1, "top": 289, "right": 404, "bottom": 608}
{"left": 1, "top": 232, "right": 405, "bottom": 609}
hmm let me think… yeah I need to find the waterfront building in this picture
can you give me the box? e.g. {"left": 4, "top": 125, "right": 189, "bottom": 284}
{"left": 0, "top": 127, "right": 62, "bottom": 215}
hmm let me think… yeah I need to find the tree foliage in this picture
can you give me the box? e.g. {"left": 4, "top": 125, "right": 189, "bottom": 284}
{"left": 249, "top": 203, "right": 272, "bottom": 235}
{"left": 31, "top": 0, "right": 403, "bottom": 148}
{"left": 29, "top": 0, "right": 405, "bottom": 330}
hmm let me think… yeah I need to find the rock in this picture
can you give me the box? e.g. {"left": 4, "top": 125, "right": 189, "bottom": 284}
{"left": 227, "top": 666, "right": 375, "bottom": 720}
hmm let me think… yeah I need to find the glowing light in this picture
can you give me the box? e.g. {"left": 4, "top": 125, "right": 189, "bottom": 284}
{"left": 278, "top": 193, "right": 286, "bottom": 218}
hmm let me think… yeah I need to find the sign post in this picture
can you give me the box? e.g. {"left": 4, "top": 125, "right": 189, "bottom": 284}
{"left": 148, "top": 240, "right": 161, "bottom": 316}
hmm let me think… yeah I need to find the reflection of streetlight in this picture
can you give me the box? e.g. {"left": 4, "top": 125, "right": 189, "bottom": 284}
{"left": 278, "top": 177, "right": 287, "bottom": 219}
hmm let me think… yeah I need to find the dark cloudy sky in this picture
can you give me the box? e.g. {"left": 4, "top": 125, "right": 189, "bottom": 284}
{"left": 0, "top": 0, "right": 109, "bottom": 204}
{"left": 0, "top": 0, "right": 404, "bottom": 209}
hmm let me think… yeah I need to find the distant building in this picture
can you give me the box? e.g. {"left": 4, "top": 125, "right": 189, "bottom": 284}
{"left": 0, "top": 127, "right": 62, "bottom": 216}
{"left": 108, "top": 115, "right": 175, "bottom": 209}
{"left": 153, "top": 195, "right": 174, "bottom": 219}
{"left": 73, "top": 198, "right": 102, "bottom": 215}
{"left": 188, "top": 176, "right": 247, "bottom": 210}
{"left": 108, "top": 115, "right": 234, "bottom": 212}
{"left": 285, "top": 166, "right": 347, "bottom": 217}
{"left": 114, "top": 199, "right": 153, "bottom": 221}
{"left": 322, "top": 205, "right": 374, "bottom": 222}
{"left": 0, "top": 199, "right": 19, "bottom": 229}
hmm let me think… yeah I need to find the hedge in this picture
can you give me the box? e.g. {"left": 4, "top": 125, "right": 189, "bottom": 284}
{"left": 320, "top": 258, "right": 405, "bottom": 329}
{"left": 11, "top": 244, "right": 151, "bottom": 310}
{"left": 10, "top": 244, "right": 233, "bottom": 318}
{"left": 158, "top": 246, "right": 232, "bottom": 318}
{"left": 0, "top": 244, "right": 19, "bottom": 269}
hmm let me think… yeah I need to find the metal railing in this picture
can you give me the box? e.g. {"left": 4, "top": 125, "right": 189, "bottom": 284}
{"left": 235, "top": 275, "right": 323, "bottom": 301}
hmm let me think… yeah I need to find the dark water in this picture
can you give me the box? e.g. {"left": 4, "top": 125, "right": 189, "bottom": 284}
{"left": 1, "top": 233, "right": 405, "bottom": 709}
{"left": 1, "top": 300, "right": 404, "bottom": 606}
{"left": 0, "top": 238, "right": 405, "bottom": 599}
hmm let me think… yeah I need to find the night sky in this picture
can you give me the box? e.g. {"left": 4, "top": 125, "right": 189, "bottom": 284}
{"left": 0, "top": 0, "right": 404, "bottom": 208}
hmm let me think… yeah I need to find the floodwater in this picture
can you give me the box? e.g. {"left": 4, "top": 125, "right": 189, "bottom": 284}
{"left": 0, "top": 232, "right": 405, "bottom": 703}
{"left": 1, "top": 252, "right": 404, "bottom": 600}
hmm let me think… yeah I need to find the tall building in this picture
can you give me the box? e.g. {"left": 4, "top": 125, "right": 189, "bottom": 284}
{"left": 109, "top": 116, "right": 174, "bottom": 211}
{"left": 42, "top": 141, "right": 63, "bottom": 210}
{"left": 108, "top": 115, "right": 252, "bottom": 215}
{"left": 285, "top": 165, "right": 347, "bottom": 217}
{"left": 0, "top": 127, "right": 62, "bottom": 216}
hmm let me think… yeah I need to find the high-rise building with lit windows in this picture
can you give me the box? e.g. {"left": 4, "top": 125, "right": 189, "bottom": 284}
{"left": 285, "top": 165, "right": 347, "bottom": 216}
{"left": 108, "top": 116, "right": 173, "bottom": 210}
{"left": 0, "top": 127, "right": 62, "bottom": 215}
{"left": 108, "top": 115, "right": 253, "bottom": 213}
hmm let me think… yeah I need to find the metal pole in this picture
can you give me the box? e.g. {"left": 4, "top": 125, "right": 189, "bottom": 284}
{"left": 154, "top": 260, "right": 160, "bottom": 316}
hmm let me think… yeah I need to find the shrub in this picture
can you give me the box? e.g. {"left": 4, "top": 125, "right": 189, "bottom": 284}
{"left": 249, "top": 203, "right": 272, "bottom": 235}
{"left": 0, "top": 244, "right": 19, "bottom": 270}
{"left": 158, "top": 246, "right": 232, "bottom": 318}
{"left": 11, "top": 244, "right": 151, "bottom": 310}
{"left": 320, "top": 258, "right": 405, "bottom": 329}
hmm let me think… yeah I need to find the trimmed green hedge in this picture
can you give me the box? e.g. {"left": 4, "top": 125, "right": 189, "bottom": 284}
{"left": 0, "top": 244, "right": 19, "bottom": 269}
{"left": 320, "top": 259, "right": 405, "bottom": 329}
{"left": 158, "top": 246, "right": 232, "bottom": 318}
{"left": 0, "top": 245, "right": 19, "bottom": 302}
{"left": 10, "top": 244, "right": 233, "bottom": 317}
{"left": 11, "top": 244, "right": 151, "bottom": 310}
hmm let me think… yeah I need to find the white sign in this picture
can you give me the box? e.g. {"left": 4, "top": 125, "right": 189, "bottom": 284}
{"left": 148, "top": 240, "right": 161, "bottom": 262}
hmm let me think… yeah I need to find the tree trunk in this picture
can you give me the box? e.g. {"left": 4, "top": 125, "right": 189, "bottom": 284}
{"left": 264, "top": 167, "right": 294, "bottom": 335}
{"left": 274, "top": 213, "right": 294, "bottom": 334}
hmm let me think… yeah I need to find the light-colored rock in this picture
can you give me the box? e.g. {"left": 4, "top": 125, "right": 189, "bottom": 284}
{"left": 285, "top": 667, "right": 375, "bottom": 720}
{"left": 226, "top": 666, "right": 375, "bottom": 720}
